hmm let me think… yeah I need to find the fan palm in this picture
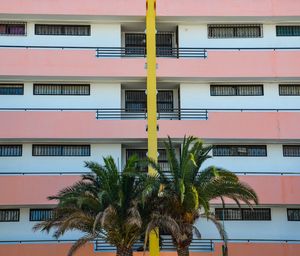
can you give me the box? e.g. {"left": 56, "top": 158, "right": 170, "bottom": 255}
{"left": 33, "top": 155, "right": 157, "bottom": 256}
{"left": 146, "top": 136, "right": 258, "bottom": 256}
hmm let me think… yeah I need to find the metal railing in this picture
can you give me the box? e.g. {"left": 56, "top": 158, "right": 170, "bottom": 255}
{"left": 95, "top": 108, "right": 208, "bottom": 120}
{"left": 95, "top": 47, "right": 207, "bottom": 58}
{"left": 95, "top": 236, "right": 214, "bottom": 252}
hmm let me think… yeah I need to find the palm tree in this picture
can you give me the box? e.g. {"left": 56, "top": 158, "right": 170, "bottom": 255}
{"left": 34, "top": 155, "right": 157, "bottom": 256}
{"left": 146, "top": 136, "right": 258, "bottom": 256}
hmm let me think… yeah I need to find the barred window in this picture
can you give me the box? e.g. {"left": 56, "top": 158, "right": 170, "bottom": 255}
{"left": 0, "top": 84, "right": 24, "bottom": 95}
{"left": 125, "top": 90, "right": 174, "bottom": 112}
{"left": 287, "top": 209, "right": 300, "bottom": 221}
{"left": 279, "top": 84, "right": 300, "bottom": 96}
{"left": 32, "top": 145, "right": 91, "bottom": 156}
{"left": 283, "top": 145, "right": 300, "bottom": 157}
{"left": 213, "top": 145, "right": 267, "bottom": 157}
{"left": 30, "top": 209, "right": 53, "bottom": 221}
{"left": 35, "top": 24, "right": 90, "bottom": 36}
{"left": 124, "top": 32, "right": 175, "bottom": 56}
{"left": 0, "top": 145, "right": 22, "bottom": 157}
{"left": 126, "top": 149, "right": 170, "bottom": 172}
{"left": 215, "top": 208, "right": 271, "bottom": 221}
{"left": 276, "top": 26, "right": 300, "bottom": 37}
{"left": 0, "top": 209, "right": 20, "bottom": 222}
{"left": 208, "top": 24, "right": 263, "bottom": 38}
{"left": 0, "top": 22, "right": 26, "bottom": 36}
{"left": 211, "top": 85, "right": 263, "bottom": 96}
{"left": 33, "top": 84, "right": 90, "bottom": 95}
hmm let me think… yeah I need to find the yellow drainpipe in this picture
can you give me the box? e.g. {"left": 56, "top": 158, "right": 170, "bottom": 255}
{"left": 146, "top": 0, "right": 159, "bottom": 255}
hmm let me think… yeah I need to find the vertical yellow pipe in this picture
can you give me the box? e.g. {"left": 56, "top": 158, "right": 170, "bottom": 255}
{"left": 146, "top": 0, "right": 159, "bottom": 256}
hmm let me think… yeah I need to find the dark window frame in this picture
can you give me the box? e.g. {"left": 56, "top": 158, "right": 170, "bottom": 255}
{"left": 125, "top": 90, "right": 174, "bottom": 112}
{"left": 32, "top": 145, "right": 91, "bottom": 157}
{"left": 210, "top": 85, "right": 264, "bottom": 96}
{"left": 30, "top": 209, "right": 53, "bottom": 221}
{"left": 287, "top": 209, "right": 300, "bottom": 221}
{"left": 0, "top": 209, "right": 20, "bottom": 222}
{"left": 215, "top": 208, "right": 271, "bottom": 221}
{"left": 0, "top": 145, "right": 22, "bottom": 157}
{"left": 35, "top": 24, "right": 91, "bottom": 36}
{"left": 33, "top": 84, "right": 90, "bottom": 96}
{"left": 208, "top": 24, "right": 263, "bottom": 39}
{"left": 283, "top": 145, "right": 300, "bottom": 157}
{"left": 213, "top": 145, "right": 267, "bottom": 157}
{"left": 276, "top": 26, "right": 300, "bottom": 37}
{"left": 0, "top": 84, "right": 24, "bottom": 95}
{"left": 0, "top": 22, "right": 26, "bottom": 36}
{"left": 279, "top": 84, "right": 300, "bottom": 96}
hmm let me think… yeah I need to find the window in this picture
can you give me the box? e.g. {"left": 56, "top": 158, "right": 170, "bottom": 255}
{"left": 35, "top": 24, "right": 90, "bottom": 36}
{"left": 279, "top": 84, "right": 300, "bottom": 96}
{"left": 125, "top": 90, "right": 174, "bottom": 112}
{"left": 276, "top": 26, "right": 300, "bottom": 37}
{"left": 0, "top": 209, "right": 20, "bottom": 222}
{"left": 126, "top": 149, "right": 170, "bottom": 172}
{"left": 32, "top": 145, "right": 91, "bottom": 156}
{"left": 210, "top": 85, "right": 263, "bottom": 96}
{"left": 215, "top": 208, "right": 271, "bottom": 221}
{"left": 287, "top": 209, "right": 300, "bottom": 221}
{"left": 0, "top": 22, "right": 26, "bottom": 36}
{"left": 30, "top": 209, "right": 53, "bottom": 221}
{"left": 0, "top": 84, "right": 24, "bottom": 95}
{"left": 33, "top": 84, "right": 90, "bottom": 95}
{"left": 283, "top": 145, "right": 300, "bottom": 157}
{"left": 208, "top": 24, "right": 263, "bottom": 38}
{"left": 0, "top": 145, "right": 22, "bottom": 157}
{"left": 124, "top": 32, "right": 175, "bottom": 56}
{"left": 213, "top": 145, "right": 267, "bottom": 157}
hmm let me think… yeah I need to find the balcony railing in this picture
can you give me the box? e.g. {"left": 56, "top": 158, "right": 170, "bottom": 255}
{"left": 96, "top": 108, "right": 208, "bottom": 120}
{"left": 96, "top": 47, "right": 207, "bottom": 58}
{"left": 95, "top": 236, "right": 214, "bottom": 252}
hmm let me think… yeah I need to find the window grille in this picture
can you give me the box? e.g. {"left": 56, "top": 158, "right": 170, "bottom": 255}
{"left": 208, "top": 24, "right": 263, "bottom": 38}
{"left": 33, "top": 84, "right": 90, "bottom": 95}
{"left": 279, "top": 84, "right": 300, "bottom": 96}
{"left": 276, "top": 26, "right": 300, "bottom": 36}
{"left": 0, "top": 209, "right": 20, "bottom": 222}
{"left": 213, "top": 145, "right": 267, "bottom": 157}
{"left": 0, "top": 22, "right": 26, "bottom": 36}
{"left": 35, "top": 24, "right": 90, "bottom": 36}
{"left": 283, "top": 145, "right": 300, "bottom": 157}
{"left": 125, "top": 90, "right": 174, "bottom": 112}
{"left": 126, "top": 149, "right": 170, "bottom": 172}
{"left": 32, "top": 145, "right": 91, "bottom": 156}
{"left": 215, "top": 208, "right": 271, "bottom": 221}
{"left": 210, "top": 85, "right": 263, "bottom": 96}
{"left": 0, "top": 145, "right": 22, "bottom": 157}
{"left": 30, "top": 209, "right": 53, "bottom": 221}
{"left": 0, "top": 84, "right": 24, "bottom": 95}
{"left": 287, "top": 209, "right": 300, "bottom": 221}
{"left": 124, "top": 32, "right": 175, "bottom": 56}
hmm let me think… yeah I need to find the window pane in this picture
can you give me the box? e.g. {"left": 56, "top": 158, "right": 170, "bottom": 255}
{"left": 0, "top": 145, "right": 22, "bottom": 157}
{"left": 279, "top": 85, "right": 300, "bottom": 96}
{"left": 0, "top": 209, "right": 20, "bottom": 222}
{"left": 216, "top": 208, "right": 271, "bottom": 221}
{"left": 213, "top": 145, "right": 267, "bottom": 157}
{"left": 33, "top": 84, "right": 90, "bottom": 95}
{"left": 0, "top": 22, "right": 26, "bottom": 36}
{"left": 0, "top": 84, "right": 24, "bottom": 95}
{"left": 208, "top": 24, "right": 262, "bottom": 38}
{"left": 277, "top": 26, "right": 300, "bottom": 36}
{"left": 35, "top": 24, "right": 90, "bottom": 36}
{"left": 30, "top": 209, "right": 53, "bottom": 221}
{"left": 283, "top": 145, "right": 300, "bottom": 157}
{"left": 211, "top": 85, "right": 263, "bottom": 96}
{"left": 32, "top": 145, "right": 90, "bottom": 156}
{"left": 287, "top": 209, "right": 300, "bottom": 221}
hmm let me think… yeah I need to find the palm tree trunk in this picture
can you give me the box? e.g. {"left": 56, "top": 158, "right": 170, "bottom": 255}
{"left": 116, "top": 246, "right": 133, "bottom": 256}
{"left": 176, "top": 246, "right": 190, "bottom": 256}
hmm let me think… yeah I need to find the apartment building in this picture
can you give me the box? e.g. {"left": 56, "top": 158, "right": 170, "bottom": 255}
{"left": 0, "top": 0, "right": 300, "bottom": 255}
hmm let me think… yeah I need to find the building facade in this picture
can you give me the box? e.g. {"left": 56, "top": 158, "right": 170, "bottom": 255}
{"left": 0, "top": 0, "right": 300, "bottom": 255}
